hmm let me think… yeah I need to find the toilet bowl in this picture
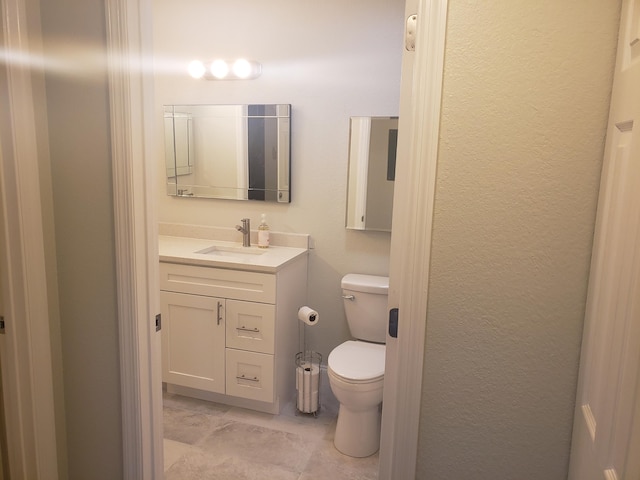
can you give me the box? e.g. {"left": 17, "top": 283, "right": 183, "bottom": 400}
{"left": 328, "top": 340, "right": 385, "bottom": 457}
{"left": 328, "top": 274, "right": 388, "bottom": 458}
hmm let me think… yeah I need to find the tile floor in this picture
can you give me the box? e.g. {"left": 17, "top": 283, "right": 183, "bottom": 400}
{"left": 163, "top": 383, "right": 379, "bottom": 479}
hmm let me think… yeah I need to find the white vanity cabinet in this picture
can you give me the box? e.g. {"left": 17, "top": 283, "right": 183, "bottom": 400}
{"left": 159, "top": 254, "right": 307, "bottom": 414}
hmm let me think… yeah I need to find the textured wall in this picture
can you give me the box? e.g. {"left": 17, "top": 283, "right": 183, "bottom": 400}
{"left": 153, "top": 0, "right": 405, "bottom": 359}
{"left": 416, "top": 1, "right": 621, "bottom": 478}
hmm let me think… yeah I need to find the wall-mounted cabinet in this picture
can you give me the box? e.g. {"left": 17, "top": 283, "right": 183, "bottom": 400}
{"left": 159, "top": 255, "right": 307, "bottom": 414}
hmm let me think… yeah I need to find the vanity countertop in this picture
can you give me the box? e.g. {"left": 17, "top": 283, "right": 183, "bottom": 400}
{"left": 159, "top": 235, "right": 308, "bottom": 273}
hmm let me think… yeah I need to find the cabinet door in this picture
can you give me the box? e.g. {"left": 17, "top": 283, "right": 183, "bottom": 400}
{"left": 225, "top": 300, "right": 276, "bottom": 354}
{"left": 161, "top": 291, "right": 225, "bottom": 393}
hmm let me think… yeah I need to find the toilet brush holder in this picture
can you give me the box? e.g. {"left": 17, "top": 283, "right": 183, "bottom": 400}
{"left": 295, "top": 351, "right": 322, "bottom": 414}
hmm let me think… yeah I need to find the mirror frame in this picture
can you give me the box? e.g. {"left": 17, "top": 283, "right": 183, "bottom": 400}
{"left": 164, "top": 104, "right": 291, "bottom": 203}
{"left": 345, "top": 116, "right": 398, "bottom": 231}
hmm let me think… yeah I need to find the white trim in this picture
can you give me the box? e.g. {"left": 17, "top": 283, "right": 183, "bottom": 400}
{"left": 379, "top": 1, "right": 448, "bottom": 478}
{"left": 108, "top": 0, "right": 447, "bottom": 476}
{"left": 354, "top": 117, "right": 371, "bottom": 229}
{"left": 104, "top": 0, "right": 163, "bottom": 478}
{"left": 236, "top": 105, "right": 249, "bottom": 198}
{"left": 0, "top": 0, "right": 59, "bottom": 477}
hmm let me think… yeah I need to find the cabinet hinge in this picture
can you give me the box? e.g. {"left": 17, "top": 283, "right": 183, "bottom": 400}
{"left": 0, "top": 316, "right": 5, "bottom": 334}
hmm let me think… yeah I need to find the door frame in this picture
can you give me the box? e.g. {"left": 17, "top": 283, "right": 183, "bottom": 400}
{"left": 104, "top": 0, "right": 164, "bottom": 478}
{"left": 378, "top": 0, "right": 448, "bottom": 478}
{"left": 110, "top": 0, "right": 449, "bottom": 478}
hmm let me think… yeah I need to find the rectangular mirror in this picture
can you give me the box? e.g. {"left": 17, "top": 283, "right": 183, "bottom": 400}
{"left": 345, "top": 116, "right": 398, "bottom": 231}
{"left": 164, "top": 104, "right": 291, "bottom": 202}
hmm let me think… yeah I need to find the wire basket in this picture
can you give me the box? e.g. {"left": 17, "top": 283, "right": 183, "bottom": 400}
{"left": 295, "top": 351, "right": 322, "bottom": 414}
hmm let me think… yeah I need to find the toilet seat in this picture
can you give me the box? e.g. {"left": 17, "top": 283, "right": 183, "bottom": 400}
{"left": 328, "top": 340, "right": 385, "bottom": 383}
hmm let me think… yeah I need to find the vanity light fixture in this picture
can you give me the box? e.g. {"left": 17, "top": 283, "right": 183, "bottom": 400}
{"left": 187, "top": 60, "right": 207, "bottom": 79}
{"left": 188, "top": 58, "right": 262, "bottom": 80}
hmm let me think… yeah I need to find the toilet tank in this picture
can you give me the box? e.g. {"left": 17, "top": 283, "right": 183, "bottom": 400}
{"left": 341, "top": 274, "right": 389, "bottom": 344}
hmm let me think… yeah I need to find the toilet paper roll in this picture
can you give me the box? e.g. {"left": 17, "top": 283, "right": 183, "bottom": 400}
{"left": 298, "top": 306, "right": 319, "bottom": 326}
{"left": 296, "top": 363, "right": 320, "bottom": 413}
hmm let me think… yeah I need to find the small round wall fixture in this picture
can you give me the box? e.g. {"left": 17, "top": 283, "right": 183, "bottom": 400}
{"left": 188, "top": 58, "right": 262, "bottom": 80}
{"left": 210, "top": 59, "right": 229, "bottom": 79}
{"left": 187, "top": 60, "right": 206, "bottom": 79}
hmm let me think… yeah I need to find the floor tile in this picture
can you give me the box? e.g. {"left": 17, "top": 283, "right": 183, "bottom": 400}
{"left": 163, "top": 391, "right": 379, "bottom": 479}
{"left": 224, "top": 402, "right": 331, "bottom": 440}
{"left": 163, "top": 392, "right": 232, "bottom": 416}
{"left": 165, "top": 449, "right": 300, "bottom": 480}
{"left": 164, "top": 439, "right": 192, "bottom": 471}
{"left": 300, "top": 437, "right": 379, "bottom": 480}
{"left": 163, "top": 405, "right": 230, "bottom": 445}
{"left": 200, "top": 420, "right": 317, "bottom": 473}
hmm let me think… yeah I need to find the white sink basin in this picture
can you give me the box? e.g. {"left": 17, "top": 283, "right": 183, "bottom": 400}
{"left": 194, "top": 245, "right": 267, "bottom": 257}
{"left": 159, "top": 234, "right": 309, "bottom": 273}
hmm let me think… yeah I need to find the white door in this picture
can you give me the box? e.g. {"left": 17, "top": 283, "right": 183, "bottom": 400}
{"left": 568, "top": 1, "right": 640, "bottom": 478}
{"left": 378, "top": 0, "right": 449, "bottom": 478}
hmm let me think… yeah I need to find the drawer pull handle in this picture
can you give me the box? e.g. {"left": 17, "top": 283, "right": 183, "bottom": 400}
{"left": 236, "top": 326, "right": 260, "bottom": 333}
{"left": 236, "top": 375, "right": 259, "bottom": 382}
{"left": 342, "top": 295, "right": 355, "bottom": 300}
{"left": 217, "top": 301, "right": 223, "bottom": 325}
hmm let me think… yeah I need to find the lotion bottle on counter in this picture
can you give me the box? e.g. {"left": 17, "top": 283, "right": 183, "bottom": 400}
{"left": 258, "top": 213, "right": 270, "bottom": 248}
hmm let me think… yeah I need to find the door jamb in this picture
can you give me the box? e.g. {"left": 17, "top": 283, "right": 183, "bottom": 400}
{"left": 104, "top": 0, "right": 163, "bottom": 478}
{"left": 378, "top": 0, "right": 448, "bottom": 478}
{"left": 110, "top": 0, "right": 449, "bottom": 477}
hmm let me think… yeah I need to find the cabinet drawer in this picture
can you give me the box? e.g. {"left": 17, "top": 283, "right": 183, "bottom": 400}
{"left": 225, "top": 349, "right": 274, "bottom": 403}
{"left": 160, "top": 262, "right": 276, "bottom": 303}
{"left": 226, "top": 300, "right": 276, "bottom": 354}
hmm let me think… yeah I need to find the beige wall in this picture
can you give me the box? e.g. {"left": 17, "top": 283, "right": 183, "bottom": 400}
{"left": 25, "top": 0, "right": 69, "bottom": 476}
{"left": 40, "top": 0, "right": 123, "bottom": 477}
{"left": 416, "top": 1, "right": 621, "bottom": 478}
{"left": 153, "top": 0, "right": 405, "bottom": 358}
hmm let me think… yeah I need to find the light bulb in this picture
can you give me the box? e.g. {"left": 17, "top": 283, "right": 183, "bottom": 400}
{"left": 210, "top": 60, "right": 229, "bottom": 79}
{"left": 187, "top": 60, "right": 206, "bottom": 79}
{"left": 232, "top": 59, "right": 253, "bottom": 79}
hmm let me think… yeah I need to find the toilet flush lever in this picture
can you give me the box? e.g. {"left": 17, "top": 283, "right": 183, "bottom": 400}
{"left": 342, "top": 295, "right": 355, "bottom": 300}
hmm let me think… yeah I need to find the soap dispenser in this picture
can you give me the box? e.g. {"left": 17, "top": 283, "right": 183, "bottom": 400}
{"left": 258, "top": 213, "right": 270, "bottom": 248}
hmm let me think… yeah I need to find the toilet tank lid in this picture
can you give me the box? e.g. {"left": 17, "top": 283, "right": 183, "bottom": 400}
{"left": 341, "top": 274, "right": 389, "bottom": 294}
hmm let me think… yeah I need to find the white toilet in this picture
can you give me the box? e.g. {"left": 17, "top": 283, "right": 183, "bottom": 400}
{"left": 328, "top": 273, "right": 388, "bottom": 458}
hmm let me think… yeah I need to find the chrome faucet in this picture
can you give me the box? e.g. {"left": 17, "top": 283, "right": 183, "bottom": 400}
{"left": 235, "top": 218, "right": 251, "bottom": 247}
